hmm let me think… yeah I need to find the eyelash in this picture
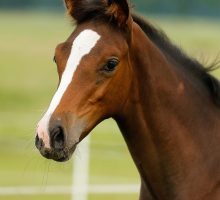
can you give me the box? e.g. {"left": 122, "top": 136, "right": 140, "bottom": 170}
{"left": 53, "top": 56, "right": 57, "bottom": 63}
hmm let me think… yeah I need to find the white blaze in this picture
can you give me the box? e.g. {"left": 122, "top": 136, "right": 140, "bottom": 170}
{"left": 37, "top": 30, "right": 101, "bottom": 148}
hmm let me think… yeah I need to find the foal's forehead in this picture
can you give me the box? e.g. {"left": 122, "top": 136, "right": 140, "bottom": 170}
{"left": 55, "top": 28, "right": 101, "bottom": 61}
{"left": 68, "top": 22, "right": 126, "bottom": 46}
{"left": 55, "top": 23, "right": 128, "bottom": 65}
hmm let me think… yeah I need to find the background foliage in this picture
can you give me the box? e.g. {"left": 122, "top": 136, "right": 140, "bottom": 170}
{"left": 0, "top": 0, "right": 220, "bottom": 17}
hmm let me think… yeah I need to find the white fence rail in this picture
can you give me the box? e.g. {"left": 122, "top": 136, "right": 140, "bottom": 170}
{"left": 0, "top": 184, "right": 139, "bottom": 196}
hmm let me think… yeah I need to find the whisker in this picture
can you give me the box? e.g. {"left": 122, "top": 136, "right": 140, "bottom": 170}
{"left": 41, "top": 160, "right": 50, "bottom": 189}
{"left": 44, "top": 161, "right": 51, "bottom": 188}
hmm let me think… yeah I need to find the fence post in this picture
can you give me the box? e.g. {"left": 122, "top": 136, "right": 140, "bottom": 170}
{"left": 72, "top": 136, "right": 90, "bottom": 200}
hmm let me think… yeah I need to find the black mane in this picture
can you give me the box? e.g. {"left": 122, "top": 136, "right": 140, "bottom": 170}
{"left": 132, "top": 14, "right": 220, "bottom": 107}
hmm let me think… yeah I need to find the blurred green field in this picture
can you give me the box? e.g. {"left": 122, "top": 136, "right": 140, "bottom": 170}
{"left": 0, "top": 11, "right": 219, "bottom": 200}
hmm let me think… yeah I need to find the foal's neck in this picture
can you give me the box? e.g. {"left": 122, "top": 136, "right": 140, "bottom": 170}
{"left": 116, "top": 23, "right": 220, "bottom": 199}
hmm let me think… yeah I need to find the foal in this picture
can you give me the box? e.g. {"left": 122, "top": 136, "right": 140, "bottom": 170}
{"left": 35, "top": 0, "right": 220, "bottom": 199}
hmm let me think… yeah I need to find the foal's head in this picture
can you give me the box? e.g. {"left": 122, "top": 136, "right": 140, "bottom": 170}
{"left": 35, "top": 0, "right": 133, "bottom": 161}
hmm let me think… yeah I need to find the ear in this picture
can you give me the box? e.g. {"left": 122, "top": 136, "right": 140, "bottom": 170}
{"left": 63, "top": 0, "right": 131, "bottom": 28}
{"left": 106, "top": 0, "right": 130, "bottom": 27}
{"left": 64, "top": 0, "right": 75, "bottom": 17}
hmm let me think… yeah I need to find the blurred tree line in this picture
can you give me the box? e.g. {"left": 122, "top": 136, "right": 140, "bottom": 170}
{"left": 0, "top": 0, "right": 63, "bottom": 10}
{"left": 0, "top": 0, "right": 219, "bottom": 17}
{"left": 133, "top": 0, "right": 220, "bottom": 16}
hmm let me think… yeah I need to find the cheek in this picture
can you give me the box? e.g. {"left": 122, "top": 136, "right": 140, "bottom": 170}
{"left": 56, "top": 60, "right": 130, "bottom": 117}
{"left": 109, "top": 63, "right": 131, "bottom": 106}
{"left": 93, "top": 66, "right": 131, "bottom": 114}
{"left": 57, "top": 63, "right": 66, "bottom": 81}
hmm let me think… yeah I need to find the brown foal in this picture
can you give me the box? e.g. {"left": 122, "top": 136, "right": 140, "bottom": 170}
{"left": 35, "top": 0, "right": 220, "bottom": 199}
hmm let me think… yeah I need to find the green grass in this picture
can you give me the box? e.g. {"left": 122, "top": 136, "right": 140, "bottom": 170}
{"left": 0, "top": 11, "right": 220, "bottom": 200}
{"left": 0, "top": 196, "right": 70, "bottom": 200}
{"left": 0, "top": 194, "right": 137, "bottom": 200}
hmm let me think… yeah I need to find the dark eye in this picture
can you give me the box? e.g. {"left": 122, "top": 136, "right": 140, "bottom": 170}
{"left": 103, "top": 58, "right": 119, "bottom": 72}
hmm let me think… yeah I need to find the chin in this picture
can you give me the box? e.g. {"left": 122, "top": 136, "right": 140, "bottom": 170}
{"left": 39, "top": 144, "right": 76, "bottom": 163}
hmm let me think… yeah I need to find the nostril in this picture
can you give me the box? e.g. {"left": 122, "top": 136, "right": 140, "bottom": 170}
{"left": 50, "top": 127, "right": 65, "bottom": 150}
{"left": 35, "top": 135, "right": 43, "bottom": 150}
